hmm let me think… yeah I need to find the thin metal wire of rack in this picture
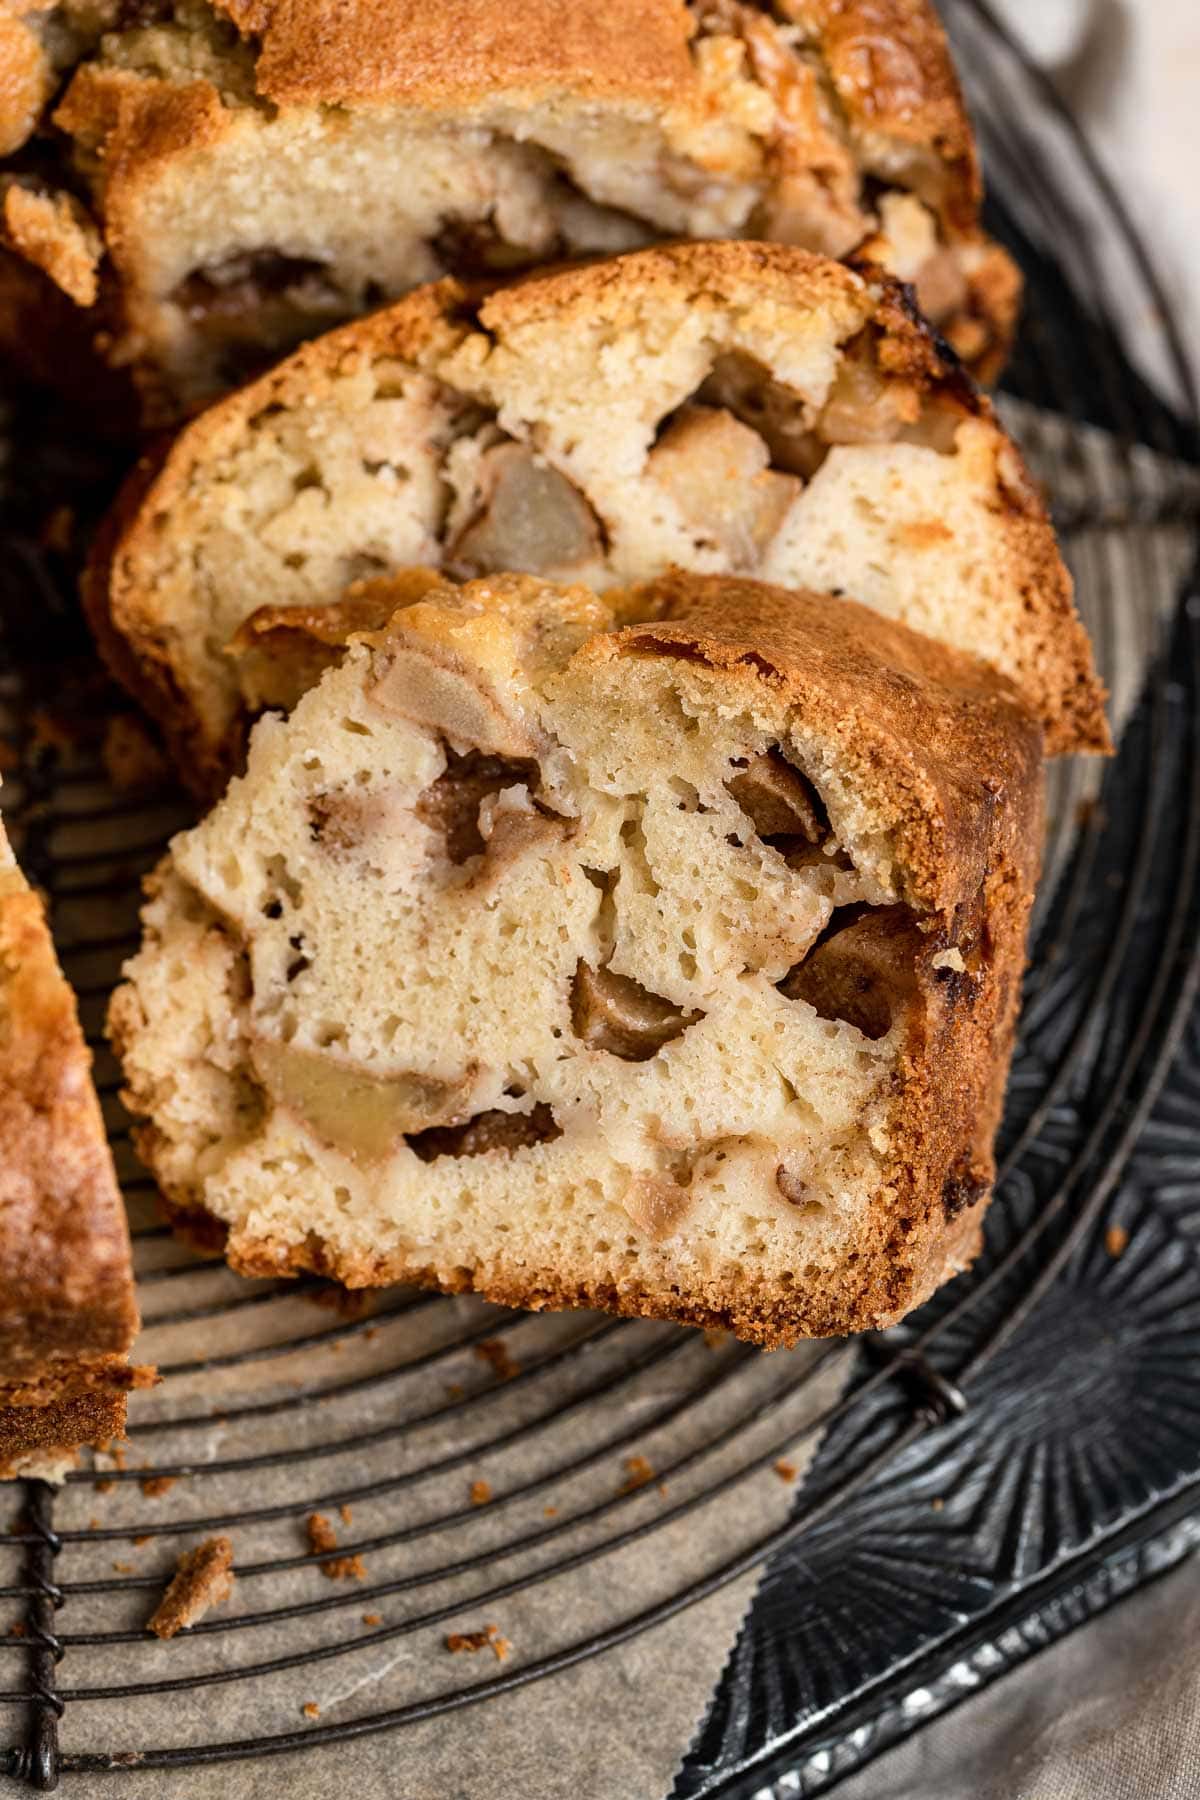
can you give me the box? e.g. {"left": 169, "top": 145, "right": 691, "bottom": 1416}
{"left": 0, "top": 2, "right": 1198, "bottom": 1792}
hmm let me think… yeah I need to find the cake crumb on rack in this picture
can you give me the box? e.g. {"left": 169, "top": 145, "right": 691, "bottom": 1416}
{"left": 306, "top": 1511, "right": 366, "bottom": 1580}
{"left": 147, "top": 1537, "right": 235, "bottom": 1639}
{"left": 474, "top": 1340, "right": 520, "bottom": 1382}
{"left": 446, "top": 1624, "right": 511, "bottom": 1662}
{"left": 619, "top": 1455, "right": 655, "bottom": 1494}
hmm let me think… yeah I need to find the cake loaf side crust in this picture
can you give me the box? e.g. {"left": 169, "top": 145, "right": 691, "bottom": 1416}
{"left": 0, "top": 824, "right": 143, "bottom": 1474}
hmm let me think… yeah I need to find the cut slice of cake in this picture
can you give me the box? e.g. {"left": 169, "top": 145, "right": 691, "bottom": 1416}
{"left": 4, "top": 0, "right": 1017, "bottom": 416}
{"left": 110, "top": 568, "right": 1044, "bottom": 1346}
{"left": 87, "top": 243, "right": 1105, "bottom": 797}
{"left": 0, "top": 818, "right": 147, "bottom": 1480}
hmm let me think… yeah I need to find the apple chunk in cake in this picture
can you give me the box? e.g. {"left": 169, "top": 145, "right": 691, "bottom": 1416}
{"left": 111, "top": 569, "right": 1044, "bottom": 1345}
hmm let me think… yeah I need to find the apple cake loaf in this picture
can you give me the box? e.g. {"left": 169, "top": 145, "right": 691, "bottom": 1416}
{"left": 2, "top": 0, "right": 1018, "bottom": 416}
{"left": 110, "top": 568, "right": 1044, "bottom": 1346}
{"left": 0, "top": 818, "right": 146, "bottom": 1479}
{"left": 87, "top": 243, "right": 1105, "bottom": 796}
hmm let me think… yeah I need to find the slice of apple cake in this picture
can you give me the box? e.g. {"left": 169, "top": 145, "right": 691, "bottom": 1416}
{"left": 87, "top": 244, "right": 1105, "bottom": 796}
{"left": 110, "top": 568, "right": 1043, "bottom": 1345}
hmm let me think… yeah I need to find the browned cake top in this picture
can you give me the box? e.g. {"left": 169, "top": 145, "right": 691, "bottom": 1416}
{"left": 214, "top": 0, "right": 696, "bottom": 105}
{"left": 475, "top": 239, "right": 874, "bottom": 339}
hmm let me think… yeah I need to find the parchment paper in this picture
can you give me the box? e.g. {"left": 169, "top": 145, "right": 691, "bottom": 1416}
{"left": 54, "top": 1283, "right": 854, "bottom": 1799}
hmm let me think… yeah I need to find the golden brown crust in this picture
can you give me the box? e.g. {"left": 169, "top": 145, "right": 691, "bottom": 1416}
{"left": 0, "top": 861, "right": 138, "bottom": 1366}
{"left": 475, "top": 238, "right": 868, "bottom": 340}
{"left": 0, "top": 1387, "right": 128, "bottom": 1480}
{"left": 0, "top": 8, "right": 51, "bottom": 158}
{"left": 208, "top": 0, "right": 977, "bottom": 187}
{"left": 53, "top": 63, "right": 233, "bottom": 202}
{"left": 215, "top": 0, "right": 697, "bottom": 106}
{"left": 0, "top": 1354, "right": 153, "bottom": 1409}
{"left": 0, "top": 828, "right": 144, "bottom": 1472}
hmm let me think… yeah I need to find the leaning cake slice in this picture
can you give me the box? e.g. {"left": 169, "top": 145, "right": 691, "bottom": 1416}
{"left": 0, "top": 819, "right": 146, "bottom": 1479}
{"left": 87, "top": 243, "right": 1105, "bottom": 797}
{"left": 111, "top": 569, "right": 1043, "bottom": 1346}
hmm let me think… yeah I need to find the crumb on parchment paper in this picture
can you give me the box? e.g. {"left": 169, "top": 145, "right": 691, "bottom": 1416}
{"left": 619, "top": 1455, "right": 656, "bottom": 1494}
{"left": 306, "top": 1512, "right": 366, "bottom": 1580}
{"left": 147, "top": 1537, "right": 235, "bottom": 1639}
{"left": 446, "top": 1624, "right": 510, "bottom": 1662}
{"left": 474, "top": 1339, "right": 520, "bottom": 1382}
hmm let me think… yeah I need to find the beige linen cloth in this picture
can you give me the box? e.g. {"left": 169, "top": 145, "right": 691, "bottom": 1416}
{"left": 836, "top": 1550, "right": 1200, "bottom": 1800}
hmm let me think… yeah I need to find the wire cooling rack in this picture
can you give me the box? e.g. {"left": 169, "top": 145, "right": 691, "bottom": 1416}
{"left": 0, "top": 3, "right": 1199, "bottom": 1793}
